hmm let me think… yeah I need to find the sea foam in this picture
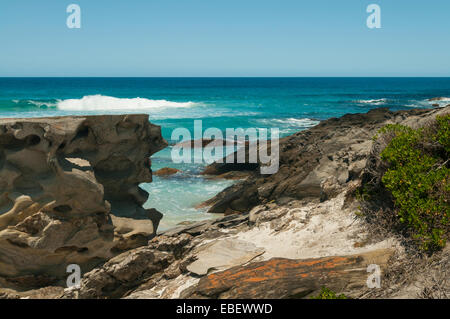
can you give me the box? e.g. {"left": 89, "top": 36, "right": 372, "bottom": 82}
{"left": 56, "top": 95, "right": 200, "bottom": 111}
{"left": 257, "top": 118, "right": 320, "bottom": 127}
{"left": 353, "top": 98, "right": 387, "bottom": 105}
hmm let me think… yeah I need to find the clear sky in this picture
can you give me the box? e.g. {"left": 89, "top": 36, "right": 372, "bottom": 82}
{"left": 0, "top": 0, "right": 449, "bottom": 77}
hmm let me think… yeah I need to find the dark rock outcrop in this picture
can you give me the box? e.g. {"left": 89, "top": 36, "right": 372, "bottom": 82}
{"left": 201, "top": 141, "right": 258, "bottom": 177}
{"left": 0, "top": 114, "right": 166, "bottom": 283}
{"left": 201, "top": 107, "right": 449, "bottom": 214}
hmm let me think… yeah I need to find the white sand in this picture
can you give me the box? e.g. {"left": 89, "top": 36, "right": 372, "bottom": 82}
{"left": 233, "top": 192, "right": 400, "bottom": 260}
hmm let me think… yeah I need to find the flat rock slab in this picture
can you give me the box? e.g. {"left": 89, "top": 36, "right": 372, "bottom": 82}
{"left": 184, "top": 248, "right": 393, "bottom": 298}
{"left": 160, "top": 213, "right": 248, "bottom": 237}
{"left": 187, "top": 239, "right": 265, "bottom": 276}
{"left": 111, "top": 215, "right": 155, "bottom": 237}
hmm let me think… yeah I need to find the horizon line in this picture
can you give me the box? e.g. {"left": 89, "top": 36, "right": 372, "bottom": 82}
{"left": 1, "top": 76, "right": 450, "bottom": 78}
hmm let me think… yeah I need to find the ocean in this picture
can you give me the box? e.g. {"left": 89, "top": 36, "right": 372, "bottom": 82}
{"left": 1, "top": 77, "right": 449, "bottom": 230}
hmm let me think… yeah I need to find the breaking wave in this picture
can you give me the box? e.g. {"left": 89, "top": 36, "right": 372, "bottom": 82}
{"left": 257, "top": 117, "right": 320, "bottom": 128}
{"left": 56, "top": 95, "right": 201, "bottom": 111}
{"left": 353, "top": 98, "right": 387, "bottom": 105}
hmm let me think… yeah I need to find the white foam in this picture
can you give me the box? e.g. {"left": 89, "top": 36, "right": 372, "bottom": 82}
{"left": 353, "top": 98, "right": 387, "bottom": 105}
{"left": 276, "top": 118, "right": 320, "bottom": 126}
{"left": 404, "top": 100, "right": 429, "bottom": 108}
{"left": 258, "top": 118, "right": 320, "bottom": 128}
{"left": 27, "top": 100, "right": 57, "bottom": 108}
{"left": 56, "top": 95, "right": 200, "bottom": 111}
{"left": 427, "top": 97, "right": 450, "bottom": 107}
{"left": 406, "top": 98, "right": 450, "bottom": 108}
{"left": 429, "top": 97, "right": 450, "bottom": 102}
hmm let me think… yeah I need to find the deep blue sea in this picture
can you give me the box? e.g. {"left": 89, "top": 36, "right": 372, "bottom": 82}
{"left": 1, "top": 77, "right": 449, "bottom": 230}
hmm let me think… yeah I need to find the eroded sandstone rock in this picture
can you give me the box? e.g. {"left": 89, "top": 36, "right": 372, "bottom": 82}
{"left": 0, "top": 114, "right": 166, "bottom": 283}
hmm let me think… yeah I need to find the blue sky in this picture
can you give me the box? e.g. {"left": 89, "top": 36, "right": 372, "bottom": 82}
{"left": 0, "top": 0, "right": 449, "bottom": 77}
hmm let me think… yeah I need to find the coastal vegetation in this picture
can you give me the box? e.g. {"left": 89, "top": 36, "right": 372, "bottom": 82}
{"left": 372, "top": 114, "right": 449, "bottom": 252}
{"left": 310, "top": 287, "right": 347, "bottom": 299}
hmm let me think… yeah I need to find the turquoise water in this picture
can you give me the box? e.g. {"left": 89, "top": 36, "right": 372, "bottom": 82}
{"left": 141, "top": 147, "right": 235, "bottom": 230}
{"left": 1, "top": 77, "right": 449, "bottom": 230}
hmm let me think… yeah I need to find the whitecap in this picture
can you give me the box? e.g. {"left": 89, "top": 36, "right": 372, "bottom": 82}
{"left": 353, "top": 98, "right": 387, "bottom": 105}
{"left": 257, "top": 118, "right": 320, "bottom": 128}
{"left": 427, "top": 97, "right": 450, "bottom": 107}
{"left": 405, "top": 98, "right": 449, "bottom": 108}
{"left": 55, "top": 95, "right": 201, "bottom": 111}
{"left": 27, "top": 100, "right": 57, "bottom": 108}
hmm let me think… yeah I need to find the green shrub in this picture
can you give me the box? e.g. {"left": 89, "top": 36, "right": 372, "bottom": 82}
{"left": 435, "top": 114, "right": 450, "bottom": 153}
{"left": 379, "top": 114, "right": 449, "bottom": 252}
{"left": 310, "top": 287, "right": 347, "bottom": 299}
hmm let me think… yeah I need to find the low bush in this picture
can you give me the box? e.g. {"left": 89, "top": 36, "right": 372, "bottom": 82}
{"left": 310, "top": 287, "right": 347, "bottom": 299}
{"left": 377, "top": 114, "right": 449, "bottom": 252}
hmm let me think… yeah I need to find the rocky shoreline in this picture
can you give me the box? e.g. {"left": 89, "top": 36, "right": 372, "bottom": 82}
{"left": 0, "top": 106, "right": 448, "bottom": 299}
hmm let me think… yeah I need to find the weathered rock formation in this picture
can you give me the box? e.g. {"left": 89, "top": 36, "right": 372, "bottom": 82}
{"left": 201, "top": 107, "right": 449, "bottom": 214}
{"left": 0, "top": 114, "right": 166, "bottom": 284}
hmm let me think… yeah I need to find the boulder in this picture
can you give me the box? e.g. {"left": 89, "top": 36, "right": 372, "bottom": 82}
{"left": 201, "top": 141, "right": 259, "bottom": 176}
{"left": 111, "top": 213, "right": 162, "bottom": 253}
{"left": 153, "top": 167, "right": 181, "bottom": 177}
